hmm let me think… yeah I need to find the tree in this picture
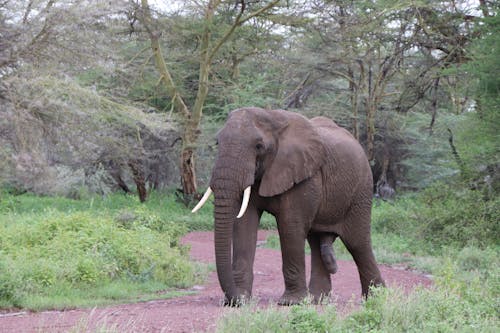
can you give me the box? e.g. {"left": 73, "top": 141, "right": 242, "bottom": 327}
{"left": 0, "top": 1, "right": 179, "bottom": 200}
{"left": 0, "top": 72, "right": 179, "bottom": 198}
{"left": 0, "top": 0, "right": 126, "bottom": 76}
{"left": 457, "top": 2, "right": 500, "bottom": 194}
{"left": 278, "top": 0, "right": 482, "bottom": 192}
{"left": 133, "top": 0, "right": 281, "bottom": 202}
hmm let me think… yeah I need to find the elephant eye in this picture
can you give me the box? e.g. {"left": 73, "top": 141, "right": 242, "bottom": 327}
{"left": 255, "top": 143, "right": 264, "bottom": 151}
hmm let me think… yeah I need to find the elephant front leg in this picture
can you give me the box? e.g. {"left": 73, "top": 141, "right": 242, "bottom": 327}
{"left": 231, "top": 206, "right": 260, "bottom": 302}
{"left": 277, "top": 223, "right": 308, "bottom": 305}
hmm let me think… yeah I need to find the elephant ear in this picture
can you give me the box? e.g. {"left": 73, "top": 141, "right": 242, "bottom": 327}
{"left": 259, "top": 112, "right": 326, "bottom": 197}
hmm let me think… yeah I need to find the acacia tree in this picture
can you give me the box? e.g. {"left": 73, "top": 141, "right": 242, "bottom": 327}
{"left": 134, "top": 0, "right": 281, "bottom": 200}
{"left": 305, "top": 1, "right": 421, "bottom": 162}
{"left": 0, "top": 0, "right": 179, "bottom": 201}
{"left": 280, "top": 0, "right": 481, "bottom": 193}
{"left": 0, "top": 0, "right": 125, "bottom": 75}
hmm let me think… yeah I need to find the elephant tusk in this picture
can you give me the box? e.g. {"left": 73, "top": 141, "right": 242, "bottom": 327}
{"left": 236, "top": 186, "right": 251, "bottom": 219}
{"left": 191, "top": 187, "right": 213, "bottom": 213}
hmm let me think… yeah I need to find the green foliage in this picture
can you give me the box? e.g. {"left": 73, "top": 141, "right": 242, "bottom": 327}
{"left": 342, "top": 279, "right": 498, "bottom": 332}
{"left": 218, "top": 258, "right": 499, "bottom": 332}
{"left": 452, "top": 5, "right": 500, "bottom": 193}
{"left": 466, "top": 7, "right": 500, "bottom": 103}
{"left": 264, "top": 234, "right": 281, "bottom": 250}
{"left": 214, "top": 72, "right": 284, "bottom": 116}
{"left": 288, "top": 304, "right": 333, "bottom": 332}
{"left": 217, "top": 303, "right": 337, "bottom": 333}
{"left": 1, "top": 73, "right": 179, "bottom": 197}
{"left": 398, "top": 111, "right": 463, "bottom": 189}
{"left": 0, "top": 193, "right": 208, "bottom": 310}
{"left": 372, "top": 184, "right": 500, "bottom": 253}
{"left": 216, "top": 306, "right": 289, "bottom": 333}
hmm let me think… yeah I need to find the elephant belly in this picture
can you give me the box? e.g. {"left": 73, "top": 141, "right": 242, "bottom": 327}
{"left": 310, "top": 210, "right": 345, "bottom": 234}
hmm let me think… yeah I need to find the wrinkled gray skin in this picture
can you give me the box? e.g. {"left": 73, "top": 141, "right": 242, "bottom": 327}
{"left": 209, "top": 107, "right": 385, "bottom": 306}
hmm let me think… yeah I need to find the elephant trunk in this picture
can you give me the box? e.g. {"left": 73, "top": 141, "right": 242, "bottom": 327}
{"left": 213, "top": 197, "right": 239, "bottom": 304}
{"left": 210, "top": 151, "right": 256, "bottom": 305}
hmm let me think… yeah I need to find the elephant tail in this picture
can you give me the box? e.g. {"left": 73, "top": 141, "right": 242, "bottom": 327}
{"left": 320, "top": 234, "right": 338, "bottom": 274}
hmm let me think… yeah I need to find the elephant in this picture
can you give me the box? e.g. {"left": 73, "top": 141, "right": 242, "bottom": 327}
{"left": 192, "top": 107, "right": 385, "bottom": 306}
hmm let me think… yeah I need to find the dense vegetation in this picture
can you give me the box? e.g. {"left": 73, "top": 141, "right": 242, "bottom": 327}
{"left": 0, "top": 192, "right": 213, "bottom": 310}
{"left": 0, "top": 0, "right": 498, "bottom": 331}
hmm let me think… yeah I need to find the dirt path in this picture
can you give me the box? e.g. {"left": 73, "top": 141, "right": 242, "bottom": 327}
{"left": 0, "top": 231, "right": 432, "bottom": 332}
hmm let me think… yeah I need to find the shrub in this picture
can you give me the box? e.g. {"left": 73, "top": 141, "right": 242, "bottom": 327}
{"left": 0, "top": 200, "right": 198, "bottom": 308}
{"left": 372, "top": 184, "right": 500, "bottom": 253}
{"left": 288, "top": 305, "right": 332, "bottom": 333}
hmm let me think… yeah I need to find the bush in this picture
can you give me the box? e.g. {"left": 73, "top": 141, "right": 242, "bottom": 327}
{"left": 342, "top": 282, "right": 498, "bottom": 332}
{"left": 0, "top": 195, "right": 200, "bottom": 309}
{"left": 288, "top": 305, "right": 332, "bottom": 333}
{"left": 372, "top": 184, "right": 500, "bottom": 253}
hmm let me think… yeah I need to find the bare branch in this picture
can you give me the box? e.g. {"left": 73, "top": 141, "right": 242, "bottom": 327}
{"left": 23, "top": 0, "right": 35, "bottom": 24}
{"left": 139, "top": 0, "right": 190, "bottom": 118}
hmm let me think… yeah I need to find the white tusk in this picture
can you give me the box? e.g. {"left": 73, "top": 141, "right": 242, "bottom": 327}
{"left": 191, "top": 187, "right": 213, "bottom": 213}
{"left": 236, "top": 186, "right": 251, "bottom": 219}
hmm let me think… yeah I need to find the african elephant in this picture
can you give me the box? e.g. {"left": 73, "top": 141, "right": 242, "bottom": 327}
{"left": 192, "top": 107, "right": 385, "bottom": 305}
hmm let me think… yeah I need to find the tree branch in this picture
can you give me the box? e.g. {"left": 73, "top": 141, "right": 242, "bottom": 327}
{"left": 208, "top": 0, "right": 280, "bottom": 62}
{"left": 139, "top": 0, "right": 190, "bottom": 118}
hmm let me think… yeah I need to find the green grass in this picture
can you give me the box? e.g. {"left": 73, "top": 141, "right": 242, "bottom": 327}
{"left": 0, "top": 190, "right": 215, "bottom": 231}
{"left": 253, "top": 186, "right": 499, "bottom": 332}
{"left": 217, "top": 302, "right": 338, "bottom": 333}
{"left": 217, "top": 251, "right": 499, "bottom": 332}
{"left": 0, "top": 191, "right": 210, "bottom": 310}
{"left": 8, "top": 282, "right": 196, "bottom": 311}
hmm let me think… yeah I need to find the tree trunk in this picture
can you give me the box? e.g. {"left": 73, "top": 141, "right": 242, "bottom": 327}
{"left": 348, "top": 66, "right": 360, "bottom": 140}
{"left": 178, "top": 1, "right": 215, "bottom": 197}
{"left": 231, "top": 53, "right": 241, "bottom": 80}
{"left": 429, "top": 77, "right": 440, "bottom": 134}
{"left": 140, "top": 0, "right": 198, "bottom": 199}
{"left": 447, "top": 128, "right": 467, "bottom": 179}
{"left": 364, "top": 60, "right": 375, "bottom": 162}
{"left": 366, "top": 101, "right": 376, "bottom": 162}
{"left": 128, "top": 159, "right": 147, "bottom": 203}
{"left": 139, "top": 0, "right": 280, "bottom": 203}
{"left": 180, "top": 146, "right": 197, "bottom": 196}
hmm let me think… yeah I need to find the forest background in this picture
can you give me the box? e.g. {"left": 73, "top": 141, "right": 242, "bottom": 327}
{"left": 0, "top": 1, "right": 498, "bottom": 331}
{"left": 1, "top": 0, "right": 497, "bottom": 201}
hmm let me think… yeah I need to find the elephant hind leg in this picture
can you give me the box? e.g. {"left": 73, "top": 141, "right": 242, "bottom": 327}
{"left": 340, "top": 217, "right": 385, "bottom": 297}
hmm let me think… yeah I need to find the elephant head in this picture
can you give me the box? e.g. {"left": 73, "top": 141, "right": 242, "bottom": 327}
{"left": 193, "top": 107, "right": 327, "bottom": 303}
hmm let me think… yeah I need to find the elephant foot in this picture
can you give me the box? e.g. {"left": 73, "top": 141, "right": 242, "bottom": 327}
{"left": 223, "top": 293, "right": 250, "bottom": 307}
{"left": 309, "top": 277, "right": 332, "bottom": 304}
{"left": 277, "top": 291, "right": 308, "bottom": 306}
{"left": 362, "top": 278, "right": 386, "bottom": 299}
